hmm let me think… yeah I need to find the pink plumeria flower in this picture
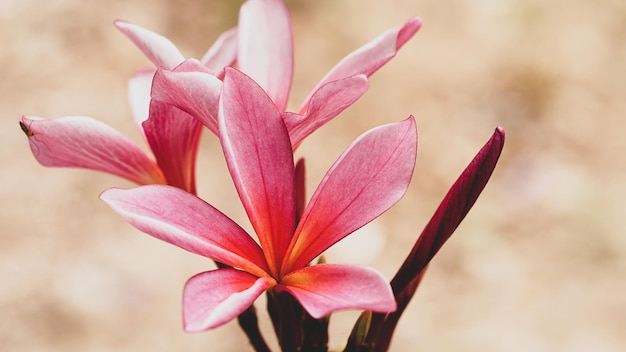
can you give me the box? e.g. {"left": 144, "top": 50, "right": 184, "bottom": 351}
{"left": 18, "top": 21, "right": 239, "bottom": 194}
{"left": 153, "top": 0, "right": 422, "bottom": 150}
{"left": 100, "top": 68, "right": 417, "bottom": 331}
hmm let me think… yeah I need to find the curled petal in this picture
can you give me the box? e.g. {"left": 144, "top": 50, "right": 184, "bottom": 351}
{"left": 299, "top": 17, "right": 422, "bottom": 113}
{"left": 151, "top": 63, "right": 222, "bottom": 135}
{"left": 114, "top": 20, "right": 185, "bottom": 70}
{"left": 283, "top": 117, "right": 417, "bottom": 273}
{"left": 142, "top": 100, "right": 202, "bottom": 194}
{"left": 238, "top": 0, "right": 293, "bottom": 111}
{"left": 100, "top": 185, "right": 269, "bottom": 277}
{"left": 19, "top": 116, "right": 164, "bottom": 185}
{"left": 280, "top": 264, "right": 396, "bottom": 319}
{"left": 184, "top": 269, "right": 275, "bottom": 332}
{"left": 201, "top": 27, "right": 238, "bottom": 75}
{"left": 220, "top": 68, "right": 295, "bottom": 276}
{"left": 284, "top": 74, "right": 369, "bottom": 150}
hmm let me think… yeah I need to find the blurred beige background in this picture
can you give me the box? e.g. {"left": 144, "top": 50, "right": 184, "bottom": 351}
{"left": 2, "top": 0, "right": 625, "bottom": 351}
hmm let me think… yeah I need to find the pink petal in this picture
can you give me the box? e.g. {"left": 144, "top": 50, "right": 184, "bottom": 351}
{"left": 219, "top": 68, "right": 296, "bottom": 276}
{"left": 298, "top": 17, "right": 422, "bottom": 113}
{"left": 127, "top": 69, "right": 155, "bottom": 131}
{"left": 172, "top": 58, "right": 213, "bottom": 74}
{"left": 200, "top": 27, "right": 238, "bottom": 74}
{"left": 238, "top": 0, "right": 294, "bottom": 111}
{"left": 19, "top": 116, "right": 164, "bottom": 185}
{"left": 100, "top": 185, "right": 270, "bottom": 277}
{"left": 114, "top": 20, "right": 185, "bottom": 70}
{"left": 280, "top": 264, "right": 396, "bottom": 319}
{"left": 283, "top": 74, "right": 369, "bottom": 150}
{"left": 183, "top": 269, "right": 275, "bottom": 332}
{"left": 283, "top": 117, "right": 417, "bottom": 273}
{"left": 151, "top": 61, "right": 222, "bottom": 135}
{"left": 142, "top": 100, "right": 202, "bottom": 194}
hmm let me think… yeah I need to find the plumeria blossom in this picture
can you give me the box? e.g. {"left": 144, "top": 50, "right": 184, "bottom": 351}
{"left": 100, "top": 68, "right": 417, "bottom": 332}
{"left": 18, "top": 20, "right": 239, "bottom": 194}
{"left": 152, "top": 0, "right": 422, "bottom": 150}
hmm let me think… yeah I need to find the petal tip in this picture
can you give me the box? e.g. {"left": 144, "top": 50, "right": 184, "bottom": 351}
{"left": 397, "top": 17, "right": 423, "bottom": 49}
{"left": 98, "top": 187, "right": 124, "bottom": 204}
{"left": 19, "top": 116, "right": 34, "bottom": 137}
{"left": 490, "top": 126, "right": 506, "bottom": 150}
{"left": 495, "top": 126, "right": 505, "bottom": 137}
{"left": 113, "top": 19, "right": 133, "bottom": 31}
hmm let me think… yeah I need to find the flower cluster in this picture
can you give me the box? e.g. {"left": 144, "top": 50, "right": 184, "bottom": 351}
{"left": 19, "top": 0, "right": 504, "bottom": 351}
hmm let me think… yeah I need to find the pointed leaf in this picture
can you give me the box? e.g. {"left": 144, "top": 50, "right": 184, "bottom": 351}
{"left": 100, "top": 185, "right": 269, "bottom": 277}
{"left": 366, "top": 268, "right": 427, "bottom": 352}
{"left": 391, "top": 127, "right": 505, "bottom": 294}
{"left": 280, "top": 264, "right": 396, "bottom": 319}
{"left": 19, "top": 116, "right": 164, "bottom": 185}
{"left": 151, "top": 61, "right": 222, "bottom": 135}
{"left": 142, "top": 100, "right": 202, "bottom": 194}
{"left": 114, "top": 20, "right": 185, "bottom": 69}
{"left": 284, "top": 74, "right": 369, "bottom": 150}
{"left": 363, "top": 128, "right": 505, "bottom": 351}
{"left": 299, "top": 17, "right": 421, "bottom": 113}
{"left": 219, "top": 68, "right": 296, "bottom": 276}
{"left": 238, "top": 0, "right": 293, "bottom": 111}
{"left": 283, "top": 117, "right": 417, "bottom": 273}
{"left": 184, "top": 268, "right": 275, "bottom": 332}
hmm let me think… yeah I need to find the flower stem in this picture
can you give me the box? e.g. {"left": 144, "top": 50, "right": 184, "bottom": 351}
{"left": 267, "top": 290, "right": 304, "bottom": 351}
{"left": 237, "top": 305, "right": 271, "bottom": 352}
{"left": 302, "top": 310, "right": 329, "bottom": 352}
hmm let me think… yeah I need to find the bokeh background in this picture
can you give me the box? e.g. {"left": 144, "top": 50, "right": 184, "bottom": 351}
{"left": 2, "top": 0, "right": 625, "bottom": 351}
